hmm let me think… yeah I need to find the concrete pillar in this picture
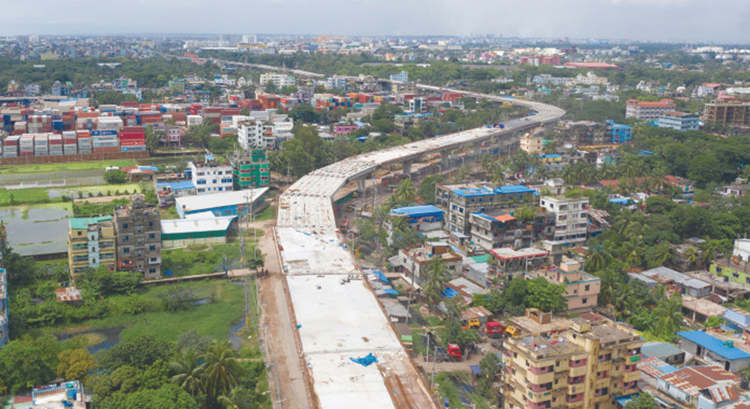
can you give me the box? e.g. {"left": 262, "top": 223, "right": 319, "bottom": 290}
{"left": 474, "top": 143, "right": 481, "bottom": 158}
{"left": 441, "top": 151, "right": 450, "bottom": 168}
{"left": 402, "top": 160, "right": 413, "bottom": 175}
{"left": 356, "top": 177, "right": 366, "bottom": 192}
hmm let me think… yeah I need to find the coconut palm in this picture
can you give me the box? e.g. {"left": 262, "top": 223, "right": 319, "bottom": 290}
{"left": 202, "top": 341, "right": 245, "bottom": 401}
{"left": 621, "top": 238, "right": 645, "bottom": 268}
{"left": 394, "top": 178, "right": 417, "bottom": 204}
{"left": 170, "top": 349, "right": 205, "bottom": 397}
{"left": 700, "top": 240, "right": 722, "bottom": 266}
{"left": 653, "top": 244, "right": 677, "bottom": 267}
{"left": 653, "top": 293, "right": 684, "bottom": 339}
{"left": 423, "top": 257, "right": 451, "bottom": 312}
{"left": 683, "top": 247, "right": 698, "bottom": 269}
{"left": 218, "top": 387, "right": 255, "bottom": 409}
{"left": 585, "top": 247, "right": 613, "bottom": 272}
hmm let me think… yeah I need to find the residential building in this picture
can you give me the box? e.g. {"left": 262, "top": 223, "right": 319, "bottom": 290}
{"left": 68, "top": 216, "right": 117, "bottom": 276}
{"left": 325, "top": 76, "right": 348, "bottom": 89}
{"left": 709, "top": 257, "right": 750, "bottom": 287}
{"left": 489, "top": 247, "right": 550, "bottom": 277}
{"left": 231, "top": 150, "right": 270, "bottom": 190}
{"left": 525, "top": 260, "right": 601, "bottom": 313}
{"left": 24, "top": 83, "right": 41, "bottom": 96}
{"left": 640, "top": 342, "right": 686, "bottom": 365}
{"left": 436, "top": 184, "right": 538, "bottom": 235}
{"left": 155, "top": 180, "right": 196, "bottom": 208}
{"left": 391, "top": 81, "right": 416, "bottom": 94}
{"left": 396, "top": 242, "right": 462, "bottom": 286}
{"left": 539, "top": 196, "right": 589, "bottom": 244}
{"left": 409, "top": 97, "right": 425, "bottom": 113}
{"left": 625, "top": 99, "right": 677, "bottom": 120}
{"left": 538, "top": 153, "right": 567, "bottom": 171}
{"left": 520, "top": 134, "right": 544, "bottom": 154}
{"left": 114, "top": 195, "right": 162, "bottom": 280}
{"left": 677, "top": 331, "right": 750, "bottom": 372}
{"left": 0, "top": 268, "right": 7, "bottom": 349}
{"left": 733, "top": 238, "right": 750, "bottom": 263}
{"left": 656, "top": 366, "right": 742, "bottom": 408}
{"left": 503, "top": 317, "right": 642, "bottom": 409}
{"left": 657, "top": 111, "right": 700, "bottom": 131}
{"left": 605, "top": 120, "right": 632, "bottom": 144}
{"left": 175, "top": 188, "right": 269, "bottom": 218}
{"left": 722, "top": 179, "right": 750, "bottom": 198}
{"left": 703, "top": 101, "right": 750, "bottom": 127}
{"left": 468, "top": 208, "right": 555, "bottom": 251}
{"left": 721, "top": 308, "right": 750, "bottom": 342}
{"left": 630, "top": 267, "right": 711, "bottom": 298}
{"left": 259, "top": 73, "right": 296, "bottom": 88}
{"left": 519, "top": 55, "right": 561, "bottom": 66}
{"left": 188, "top": 156, "right": 233, "bottom": 194}
{"left": 389, "top": 70, "right": 409, "bottom": 82}
{"left": 389, "top": 205, "right": 443, "bottom": 235}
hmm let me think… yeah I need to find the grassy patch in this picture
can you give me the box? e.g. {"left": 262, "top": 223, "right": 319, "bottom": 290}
{"left": 0, "top": 187, "right": 58, "bottom": 206}
{"left": 66, "top": 183, "right": 144, "bottom": 197}
{"left": 256, "top": 205, "right": 276, "bottom": 221}
{"left": 41, "top": 280, "right": 245, "bottom": 344}
{"left": 160, "top": 206, "right": 180, "bottom": 220}
{"left": 162, "top": 243, "right": 241, "bottom": 277}
{"left": 0, "top": 159, "right": 137, "bottom": 175}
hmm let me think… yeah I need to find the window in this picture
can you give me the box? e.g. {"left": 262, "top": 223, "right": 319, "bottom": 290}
{"left": 149, "top": 233, "right": 155, "bottom": 239}
{"left": 734, "top": 272, "right": 740, "bottom": 278}
{"left": 584, "top": 285, "right": 590, "bottom": 291}
{"left": 123, "top": 248, "right": 130, "bottom": 254}
{"left": 123, "top": 235, "right": 130, "bottom": 242}
{"left": 122, "top": 223, "right": 129, "bottom": 229}
{"left": 149, "top": 268, "right": 156, "bottom": 274}
{"left": 582, "top": 298, "right": 588, "bottom": 304}
{"left": 149, "top": 245, "right": 156, "bottom": 251}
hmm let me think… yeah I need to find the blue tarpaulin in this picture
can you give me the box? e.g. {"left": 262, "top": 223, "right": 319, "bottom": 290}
{"left": 372, "top": 270, "right": 390, "bottom": 283}
{"left": 442, "top": 287, "right": 459, "bottom": 299}
{"left": 350, "top": 353, "right": 378, "bottom": 367}
{"left": 383, "top": 289, "right": 399, "bottom": 296}
{"left": 470, "top": 365, "right": 481, "bottom": 375}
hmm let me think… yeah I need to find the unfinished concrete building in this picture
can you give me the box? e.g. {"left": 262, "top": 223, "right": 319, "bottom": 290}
{"left": 703, "top": 101, "right": 750, "bottom": 127}
{"left": 114, "top": 194, "right": 162, "bottom": 279}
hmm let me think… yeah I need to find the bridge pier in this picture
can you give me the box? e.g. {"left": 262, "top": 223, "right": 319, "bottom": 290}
{"left": 402, "top": 160, "right": 414, "bottom": 175}
{"left": 441, "top": 151, "right": 450, "bottom": 169}
{"left": 356, "top": 176, "right": 366, "bottom": 192}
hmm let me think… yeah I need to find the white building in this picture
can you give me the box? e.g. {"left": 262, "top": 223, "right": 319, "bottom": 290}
{"left": 390, "top": 71, "right": 409, "bottom": 82}
{"left": 325, "top": 76, "right": 348, "bottom": 89}
{"left": 734, "top": 239, "right": 750, "bottom": 263}
{"left": 188, "top": 158, "right": 234, "bottom": 194}
{"left": 539, "top": 196, "right": 589, "bottom": 243}
{"left": 238, "top": 117, "right": 294, "bottom": 150}
{"left": 260, "top": 73, "right": 296, "bottom": 88}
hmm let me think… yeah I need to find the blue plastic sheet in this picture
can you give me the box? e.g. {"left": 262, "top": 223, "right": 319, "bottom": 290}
{"left": 350, "top": 353, "right": 378, "bottom": 367}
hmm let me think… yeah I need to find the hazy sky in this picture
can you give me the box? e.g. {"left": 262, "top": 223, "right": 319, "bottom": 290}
{"left": 2, "top": 0, "right": 749, "bottom": 43}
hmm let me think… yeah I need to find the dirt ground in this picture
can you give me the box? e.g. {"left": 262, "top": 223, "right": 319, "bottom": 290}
{"left": 251, "top": 217, "right": 313, "bottom": 409}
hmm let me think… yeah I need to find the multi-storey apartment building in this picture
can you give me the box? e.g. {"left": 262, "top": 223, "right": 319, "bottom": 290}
{"left": 436, "top": 184, "right": 538, "bottom": 235}
{"left": 114, "top": 195, "right": 162, "bottom": 280}
{"left": 231, "top": 150, "right": 271, "bottom": 190}
{"left": 539, "top": 196, "right": 589, "bottom": 244}
{"left": 520, "top": 134, "right": 545, "bottom": 154}
{"left": 469, "top": 208, "right": 555, "bottom": 251}
{"left": 188, "top": 157, "right": 234, "bottom": 194}
{"left": 0, "top": 268, "right": 8, "bottom": 349}
{"left": 702, "top": 101, "right": 750, "bottom": 127}
{"left": 625, "top": 99, "right": 676, "bottom": 120}
{"left": 657, "top": 111, "right": 700, "bottom": 131}
{"left": 503, "top": 317, "right": 642, "bottom": 409}
{"left": 68, "top": 216, "right": 117, "bottom": 276}
{"left": 525, "top": 260, "right": 601, "bottom": 313}
{"left": 259, "top": 73, "right": 296, "bottom": 88}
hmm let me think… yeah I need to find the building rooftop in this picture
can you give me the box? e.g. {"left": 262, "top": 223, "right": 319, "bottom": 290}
{"left": 642, "top": 342, "right": 685, "bottom": 361}
{"left": 640, "top": 266, "right": 710, "bottom": 290}
{"left": 390, "top": 205, "right": 443, "bottom": 218}
{"left": 451, "top": 187, "right": 495, "bottom": 197}
{"left": 69, "top": 216, "right": 112, "bottom": 230}
{"left": 659, "top": 366, "right": 739, "bottom": 399}
{"left": 637, "top": 356, "right": 679, "bottom": 378}
{"left": 155, "top": 180, "right": 196, "bottom": 191}
{"left": 175, "top": 187, "right": 268, "bottom": 214}
{"left": 161, "top": 216, "right": 236, "bottom": 235}
{"left": 491, "top": 247, "right": 549, "bottom": 260}
{"left": 677, "top": 331, "right": 750, "bottom": 360}
{"left": 586, "top": 323, "right": 640, "bottom": 345}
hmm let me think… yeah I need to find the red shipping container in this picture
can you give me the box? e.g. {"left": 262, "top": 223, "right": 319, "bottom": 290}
{"left": 120, "top": 140, "right": 146, "bottom": 146}
{"left": 121, "top": 126, "right": 145, "bottom": 133}
{"left": 121, "top": 101, "right": 139, "bottom": 108}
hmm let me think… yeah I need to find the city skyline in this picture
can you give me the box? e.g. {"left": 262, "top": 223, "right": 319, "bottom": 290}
{"left": 0, "top": 0, "right": 748, "bottom": 43}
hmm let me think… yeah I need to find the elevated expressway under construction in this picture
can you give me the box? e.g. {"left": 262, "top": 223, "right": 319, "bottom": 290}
{"left": 261, "top": 71, "right": 566, "bottom": 408}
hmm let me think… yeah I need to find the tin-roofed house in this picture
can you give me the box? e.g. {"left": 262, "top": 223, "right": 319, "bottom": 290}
{"left": 641, "top": 341, "right": 686, "bottom": 365}
{"left": 677, "top": 331, "right": 750, "bottom": 372}
{"left": 389, "top": 205, "right": 443, "bottom": 236}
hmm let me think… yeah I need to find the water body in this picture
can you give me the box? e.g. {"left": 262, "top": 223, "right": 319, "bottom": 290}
{"left": 229, "top": 317, "right": 247, "bottom": 351}
{"left": 0, "top": 204, "right": 71, "bottom": 256}
{"left": 58, "top": 327, "right": 124, "bottom": 354}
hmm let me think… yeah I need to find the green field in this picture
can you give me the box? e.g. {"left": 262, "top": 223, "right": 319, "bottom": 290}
{"left": 43, "top": 280, "right": 245, "bottom": 344}
{"left": 0, "top": 183, "right": 145, "bottom": 206}
{"left": 0, "top": 159, "right": 137, "bottom": 175}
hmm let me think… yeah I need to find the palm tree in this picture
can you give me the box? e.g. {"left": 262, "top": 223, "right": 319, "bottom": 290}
{"left": 613, "top": 209, "right": 637, "bottom": 235}
{"left": 701, "top": 240, "right": 722, "bottom": 266}
{"left": 653, "top": 293, "right": 684, "bottom": 339}
{"left": 218, "top": 387, "right": 254, "bottom": 409}
{"left": 202, "top": 341, "right": 245, "bottom": 401}
{"left": 423, "top": 257, "right": 450, "bottom": 312}
{"left": 621, "top": 238, "right": 645, "bottom": 268}
{"left": 585, "top": 247, "right": 612, "bottom": 272}
{"left": 543, "top": 140, "right": 558, "bottom": 155}
{"left": 170, "top": 349, "right": 205, "bottom": 397}
{"left": 394, "top": 178, "right": 417, "bottom": 204}
{"left": 684, "top": 247, "right": 698, "bottom": 270}
{"left": 653, "top": 244, "right": 677, "bottom": 267}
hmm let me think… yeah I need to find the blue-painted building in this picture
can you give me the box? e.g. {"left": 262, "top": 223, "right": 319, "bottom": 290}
{"left": 389, "top": 205, "right": 444, "bottom": 233}
{"left": 677, "top": 331, "right": 750, "bottom": 372}
{"left": 175, "top": 188, "right": 269, "bottom": 219}
{"left": 606, "top": 120, "right": 632, "bottom": 144}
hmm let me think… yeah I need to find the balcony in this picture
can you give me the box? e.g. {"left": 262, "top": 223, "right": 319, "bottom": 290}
{"left": 566, "top": 394, "right": 584, "bottom": 403}
{"left": 569, "top": 358, "right": 587, "bottom": 368}
{"left": 529, "top": 365, "right": 553, "bottom": 375}
{"left": 526, "top": 400, "right": 551, "bottom": 409}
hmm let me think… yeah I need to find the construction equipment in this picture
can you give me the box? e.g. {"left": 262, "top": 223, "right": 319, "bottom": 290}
{"left": 505, "top": 325, "right": 520, "bottom": 337}
{"left": 466, "top": 318, "right": 480, "bottom": 329}
{"left": 486, "top": 321, "right": 506, "bottom": 338}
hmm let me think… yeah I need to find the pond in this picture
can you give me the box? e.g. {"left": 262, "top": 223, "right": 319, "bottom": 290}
{"left": 58, "top": 326, "right": 124, "bottom": 354}
{"left": 0, "top": 204, "right": 72, "bottom": 256}
{"left": 229, "top": 316, "right": 248, "bottom": 351}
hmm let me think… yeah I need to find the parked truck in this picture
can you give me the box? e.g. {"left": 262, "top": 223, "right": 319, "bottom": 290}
{"left": 486, "top": 321, "right": 506, "bottom": 338}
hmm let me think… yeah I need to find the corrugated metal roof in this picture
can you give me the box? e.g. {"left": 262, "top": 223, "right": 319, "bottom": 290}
{"left": 660, "top": 366, "right": 739, "bottom": 399}
{"left": 390, "top": 205, "right": 443, "bottom": 218}
{"left": 641, "top": 342, "right": 684, "bottom": 360}
{"left": 161, "top": 216, "right": 236, "bottom": 235}
{"left": 708, "top": 384, "right": 739, "bottom": 403}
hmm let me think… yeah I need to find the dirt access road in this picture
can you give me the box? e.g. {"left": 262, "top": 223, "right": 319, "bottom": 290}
{"left": 249, "top": 217, "right": 312, "bottom": 409}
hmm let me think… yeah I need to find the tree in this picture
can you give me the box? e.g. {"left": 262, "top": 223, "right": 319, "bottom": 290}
{"left": 585, "top": 247, "right": 612, "bottom": 272}
{"left": 0, "top": 336, "right": 59, "bottom": 394}
{"left": 57, "top": 348, "right": 96, "bottom": 382}
{"left": 652, "top": 293, "right": 684, "bottom": 340}
{"left": 102, "top": 336, "right": 173, "bottom": 370}
{"left": 288, "top": 104, "right": 322, "bottom": 123}
{"left": 525, "top": 278, "right": 567, "bottom": 313}
{"left": 202, "top": 341, "right": 245, "bottom": 402}
{"left": 176, "top": 330, "right": 213, "bottom": 356}
{"left": 418, "top": 174, "right": 445, "bottom": 204}
{"left": 107, "top": 383, "right": 197, "bottom": 409}
{"left": 625, "top": 393, "right": 658, "bottom": 409}
{"left": 688, "top": 154, "right": 724, "bottom": 188}
{"left": 170, "top": 349, "right": 205, "bottom": 397}
{"left": 218, "top": 387, "right": 257, "bottom": 409}
{"left": 104, "top": 169, "right": 127, "bottom": 184}
{"left": 394, "top": 178, "right": 417, "bottom": 204}
{"left": 423, "top": 257, "right": 451, "bottom": 312}
{"left": 652, "top": 244, "right": 677, "bottom": 268}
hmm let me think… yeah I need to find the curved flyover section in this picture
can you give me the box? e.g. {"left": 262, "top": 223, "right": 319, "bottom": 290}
{"left": 274, "top": 88, "right": 565, "bottom": 409}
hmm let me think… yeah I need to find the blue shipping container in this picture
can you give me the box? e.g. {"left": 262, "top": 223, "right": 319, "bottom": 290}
{"left": 91, "top": 130, "right": 118, "bottom": 136}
